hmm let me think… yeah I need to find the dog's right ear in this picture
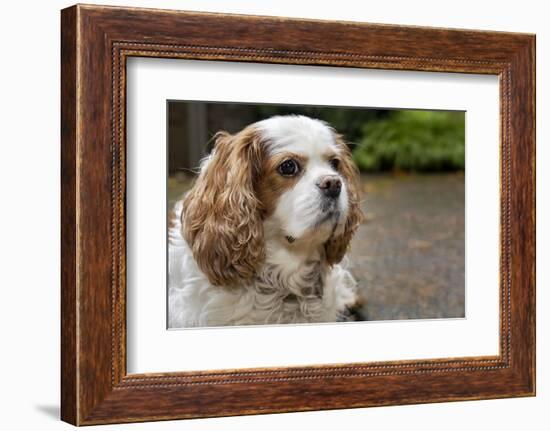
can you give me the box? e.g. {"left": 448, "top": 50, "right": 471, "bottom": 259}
{"left": 181, "top": 128, "right": 266, "bottom": 286}
{"left": 324, "top": 133, "right": 364, "bottom": 265}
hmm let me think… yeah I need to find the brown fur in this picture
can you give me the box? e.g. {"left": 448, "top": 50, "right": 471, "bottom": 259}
{"left": 256, "top": 152, "right": 304, "bottom": 217}
{"left": 324, "top": 134, "right": 364, "bottom": 265}
{"left": 181, "top": 127, "right": 266, "bottom": 286}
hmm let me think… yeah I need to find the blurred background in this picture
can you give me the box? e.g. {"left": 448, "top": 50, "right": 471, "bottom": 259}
{"left": 168, "top": 101, "right": 465, "bottom": 321}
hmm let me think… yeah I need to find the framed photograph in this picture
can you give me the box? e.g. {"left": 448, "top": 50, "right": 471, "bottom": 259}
{"left": 61, "top": 4, "right": 535, "bottom": 425}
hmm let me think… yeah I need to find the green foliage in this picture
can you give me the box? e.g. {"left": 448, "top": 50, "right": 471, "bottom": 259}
{"left": 352, "top": 110, "right": 465, "bottom": 172}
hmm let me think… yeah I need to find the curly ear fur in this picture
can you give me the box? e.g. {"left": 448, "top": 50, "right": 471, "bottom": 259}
{"left": 182, "top": 127, "right": 265, "bottom": 286}
{"left": 325, "top": 134, "right": 364, "bottom": 265}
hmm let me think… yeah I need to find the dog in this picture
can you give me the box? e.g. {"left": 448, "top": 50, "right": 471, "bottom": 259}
{"left": 168, "top": 115, "right": 364, "bottom": 328}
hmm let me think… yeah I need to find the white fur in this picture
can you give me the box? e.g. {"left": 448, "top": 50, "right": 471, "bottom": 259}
{"left": 168, "top": 116, "right": 360, "bottom": 328}
{"left": 257, "top": 116, "right": 350, "bottom": 240}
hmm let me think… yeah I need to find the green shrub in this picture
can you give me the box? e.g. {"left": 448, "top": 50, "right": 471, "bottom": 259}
{"left": 352, "top": 110, "right": 465, "bottom": 172}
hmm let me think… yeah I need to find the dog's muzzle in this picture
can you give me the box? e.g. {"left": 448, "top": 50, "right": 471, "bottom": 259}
{"left": 316, "top": 175, "right": 342, "bottom": 199}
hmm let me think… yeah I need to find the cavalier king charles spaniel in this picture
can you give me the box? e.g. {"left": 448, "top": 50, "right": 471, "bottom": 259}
{"left": 168, "top": 115, "right": 364, "bottom": 328}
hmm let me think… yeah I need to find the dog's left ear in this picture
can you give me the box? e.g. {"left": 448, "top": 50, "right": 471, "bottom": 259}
{"left": 182, "top": 127, "right": 266, "bottom": 286}
{"left": 325, "top": 134, "right": 364, "bottom": 265}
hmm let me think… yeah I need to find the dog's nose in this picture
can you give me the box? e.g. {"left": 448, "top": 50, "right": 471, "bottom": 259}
{"left": 317, "top": 175, "right": 342, "bottom": 199}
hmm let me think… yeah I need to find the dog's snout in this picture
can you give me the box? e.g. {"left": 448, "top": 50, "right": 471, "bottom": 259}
{"left": 317, "top": 175, "right": 342, "bottom": 199}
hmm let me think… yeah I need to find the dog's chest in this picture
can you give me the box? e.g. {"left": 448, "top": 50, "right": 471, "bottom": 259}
{"left": 255, "top": 260, "right": 325, "bottom": 298}
{"left": 231, "top": 261, "right": 330, "bottom": 324}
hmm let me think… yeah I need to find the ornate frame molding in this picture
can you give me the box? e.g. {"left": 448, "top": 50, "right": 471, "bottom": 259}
{"left": 61, "top": 5, "right": 535, "bottom": 425}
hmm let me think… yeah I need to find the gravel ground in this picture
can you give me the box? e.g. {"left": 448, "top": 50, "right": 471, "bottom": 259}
{"left": 168, "top": 173, "right": 465, "bottom": 322}
{"left": 351, "top": 174, "right": 465, "bottom": 321}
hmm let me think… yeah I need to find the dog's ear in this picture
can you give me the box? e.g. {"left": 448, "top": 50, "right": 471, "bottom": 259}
{"left": 325, "top": 134, "right": 364, "bottom": 265}
{"left": 182, "top": 127, "right": 265, "bottom": 286}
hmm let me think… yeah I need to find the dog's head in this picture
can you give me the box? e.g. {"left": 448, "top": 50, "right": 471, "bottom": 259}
{"left": 182, "top": 115, "right": 363, "bottom": 286}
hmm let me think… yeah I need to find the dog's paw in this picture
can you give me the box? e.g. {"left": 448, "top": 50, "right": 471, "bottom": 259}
{"left": 338, "top": 294, "right": 367, "bottom": 321}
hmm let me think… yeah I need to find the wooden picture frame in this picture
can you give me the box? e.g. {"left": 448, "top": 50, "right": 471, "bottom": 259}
{"left": 61, "top": 4, "right": 535, "bottom": 425}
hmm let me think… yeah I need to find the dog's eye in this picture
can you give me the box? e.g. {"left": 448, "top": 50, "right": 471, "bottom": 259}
{"left": 329, "top": 158, "right": 340, "bottom": 171}
{"left": 278, "top": 159, "right": 300, "bottom": 177}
